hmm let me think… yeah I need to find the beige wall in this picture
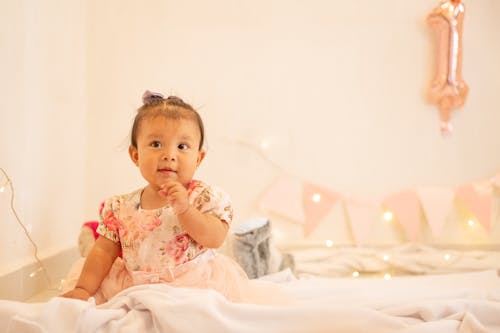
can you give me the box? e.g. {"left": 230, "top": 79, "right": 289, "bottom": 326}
{"left": 1, "top": 0, "right": 499, "bottom": 275}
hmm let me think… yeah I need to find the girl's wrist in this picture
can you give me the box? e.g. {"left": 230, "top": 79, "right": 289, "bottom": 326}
{"left": 74, "top": 286, "right": 90, "bottom": 295}
{"left": 176, "top": 205, "right": 191, "bottom": 216}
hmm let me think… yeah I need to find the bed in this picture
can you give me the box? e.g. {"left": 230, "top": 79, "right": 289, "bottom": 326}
{"left": 1, "top": 257, "right": 500, "bottom": 332}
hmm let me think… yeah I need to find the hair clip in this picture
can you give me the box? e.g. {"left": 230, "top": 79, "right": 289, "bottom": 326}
{"left": 142, "top": 90, "right": 164, "bottom": 105}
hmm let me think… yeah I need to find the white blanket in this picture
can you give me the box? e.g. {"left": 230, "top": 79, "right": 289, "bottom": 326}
{"left": 1, "top": 270, "right": 500, "bottom": 333}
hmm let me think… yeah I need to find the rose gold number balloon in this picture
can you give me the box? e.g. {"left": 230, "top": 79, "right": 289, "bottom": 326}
{"left": 428, "top": 0, "right": 468, "bottom": 136}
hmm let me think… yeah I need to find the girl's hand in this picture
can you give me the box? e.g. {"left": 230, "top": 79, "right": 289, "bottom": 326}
{"left": 159, "top": 180, "right": 190, "bottom": 215}
{"left": 60, "top": 287, "right": 91, "bottom": 301}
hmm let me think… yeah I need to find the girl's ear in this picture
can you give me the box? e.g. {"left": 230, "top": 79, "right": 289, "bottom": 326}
{"left": 196, "top": 150, "right": 206, "bottom": 167}
{"left": 129, "top": 146, "right": 139, "bottom": 166}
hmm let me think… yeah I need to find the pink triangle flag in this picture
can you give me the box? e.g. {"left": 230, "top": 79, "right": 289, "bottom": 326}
{"left": 383, "top": 190, "right": 421, "bottom": 242}
{"left": 302, "top": 182, "right": 342, "bottom": 237}
{"left": 416, "top": 186, "right": 455, "bottom": 238}
{"left": 344, "top": 197, "right": 380, "bottom": 246}
{"left": 455, "top": 183, "right": 493, "bottom": 232}
{"left": 259, "top": 175, "right": 305, "bottom": 224}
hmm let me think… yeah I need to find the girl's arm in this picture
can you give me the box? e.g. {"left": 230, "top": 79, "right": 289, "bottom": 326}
{"left": 177, "top": 206, "right": 229, "bottom": 248}
{"left": 160, "top": 180, "right": 230, "bottom": 248}
{"left": 62, "top": 236, "right": 120, "bottom": 300}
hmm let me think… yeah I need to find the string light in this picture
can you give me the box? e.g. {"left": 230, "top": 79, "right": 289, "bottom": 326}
{"left": 444, "top": 253, "right": 451, "bottom": 261}
{"left": 312, "top": 193, "right": 321, "bottom": 203}
{"left": 467, "top": 219, "right": 475, "bottom": 227}
{"left": 352, "top": 271, "right": 359, "bottom": 278}
{"left": 384, "top": 273, "right": 392, "bottom": 280}
{"left": 382, "top": 254, "right": 390, "bottom": 261}
{"left": 325, "top": 239, "right": 334, "bottom": 247}
{"left": 0, "top": 167, "right": 52, "bottom": 288}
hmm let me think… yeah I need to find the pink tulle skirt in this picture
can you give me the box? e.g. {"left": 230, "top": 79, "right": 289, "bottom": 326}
{"left": 64, "top": 251, "right": 289, "bottom": 305}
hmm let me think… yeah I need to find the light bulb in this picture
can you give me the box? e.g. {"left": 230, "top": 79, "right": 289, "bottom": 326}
{"left": 325, "top": 239, "right": 334, "bottom": 247}
{"left": 29, "top": 267, "right": 42, "bottom": 278}
{"left": 382, "top": 254, "right": 390, "bottom": 261}
{"left": 467, "top": 220, "right": 475, "bottom": 227}
{"left": 383, "top": 211, "right": 393, "bottom": 221}
{"left": 312, "top": 193, "right": 321, "bottom": 202}
{"left": 0, "top": 179, "right": 9, "bottom": 193}
{"left": 384, "top": 273, "right": 392, "bottom": 280}
{"left": 352, "top": 271, "right": 359, "bottom": 278}
{"left": 444, "top": 253, "right": 451, "bottom": 261}
{"left": 59, "top": 279, "right": 66, "bottom": 291}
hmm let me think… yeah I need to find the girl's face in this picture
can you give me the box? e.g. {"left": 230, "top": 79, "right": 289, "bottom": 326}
{"left": 129, "top": 116, "right": 205, "bottom": 190}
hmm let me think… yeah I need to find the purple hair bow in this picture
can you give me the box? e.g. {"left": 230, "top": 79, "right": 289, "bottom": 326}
{"left": 142, "top": 90, "right": 164, "bottom": 105}
{"left": 142, "top": 90, "right": 186, "bottom": 105}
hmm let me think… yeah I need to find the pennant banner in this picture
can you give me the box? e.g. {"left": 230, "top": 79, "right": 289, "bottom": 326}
{"left": 258, "top": 172, "right": 499, "bottom": 242}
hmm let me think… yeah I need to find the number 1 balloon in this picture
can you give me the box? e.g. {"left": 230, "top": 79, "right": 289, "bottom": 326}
{"left": 427, "top": 0, "right": 468, "bottom": 136}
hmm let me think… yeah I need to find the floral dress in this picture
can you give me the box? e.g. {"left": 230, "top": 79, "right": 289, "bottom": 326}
{"left": 93, "top": 180, "right": 245, "bottom": 302}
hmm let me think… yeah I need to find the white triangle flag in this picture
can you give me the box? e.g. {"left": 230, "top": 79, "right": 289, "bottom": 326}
{"left": 416, "top": 186, "right": 454, "bottom": 238}
{"left": 344, "top": 197, "right": 380, "bottom": 246}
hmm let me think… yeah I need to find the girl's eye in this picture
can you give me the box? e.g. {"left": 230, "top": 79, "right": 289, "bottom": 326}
{"left": 150, "top": 141, "right": 162, "bottom": 148}
{"left": 178, "top": 143, "right": 189, "bottom": 150}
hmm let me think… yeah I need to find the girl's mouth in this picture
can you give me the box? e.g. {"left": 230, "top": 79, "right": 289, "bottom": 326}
{"left": 158, "top": 168, "right": 177, "bottom": 176}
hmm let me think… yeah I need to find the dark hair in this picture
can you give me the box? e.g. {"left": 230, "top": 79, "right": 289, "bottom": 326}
{"left": 130, "top": 96, "right": 205, "bottom": 150}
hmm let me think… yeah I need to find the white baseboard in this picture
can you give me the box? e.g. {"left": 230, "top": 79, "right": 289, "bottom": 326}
{"left": 0, "top": 246, "right": 80, "bottom": 301}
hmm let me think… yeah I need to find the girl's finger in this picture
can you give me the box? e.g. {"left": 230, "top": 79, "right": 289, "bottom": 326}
{"left": 162, "top": 181, "right": 181, "bottom": 193}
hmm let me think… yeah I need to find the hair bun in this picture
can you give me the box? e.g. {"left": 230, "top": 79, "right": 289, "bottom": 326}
{"left": 166, "top": 95, "right": 185, "bottom": 103}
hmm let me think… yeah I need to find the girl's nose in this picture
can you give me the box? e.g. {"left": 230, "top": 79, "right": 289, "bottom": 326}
{"left": 162, "top": 150, "right": 176, "bottom": 161}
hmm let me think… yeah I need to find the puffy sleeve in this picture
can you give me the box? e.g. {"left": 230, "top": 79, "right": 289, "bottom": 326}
{"left": 188, "top": 180, "right": 234, "bottom": 225}
{"left": 96, "top": 196, "right": 122, "bottom": 243}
